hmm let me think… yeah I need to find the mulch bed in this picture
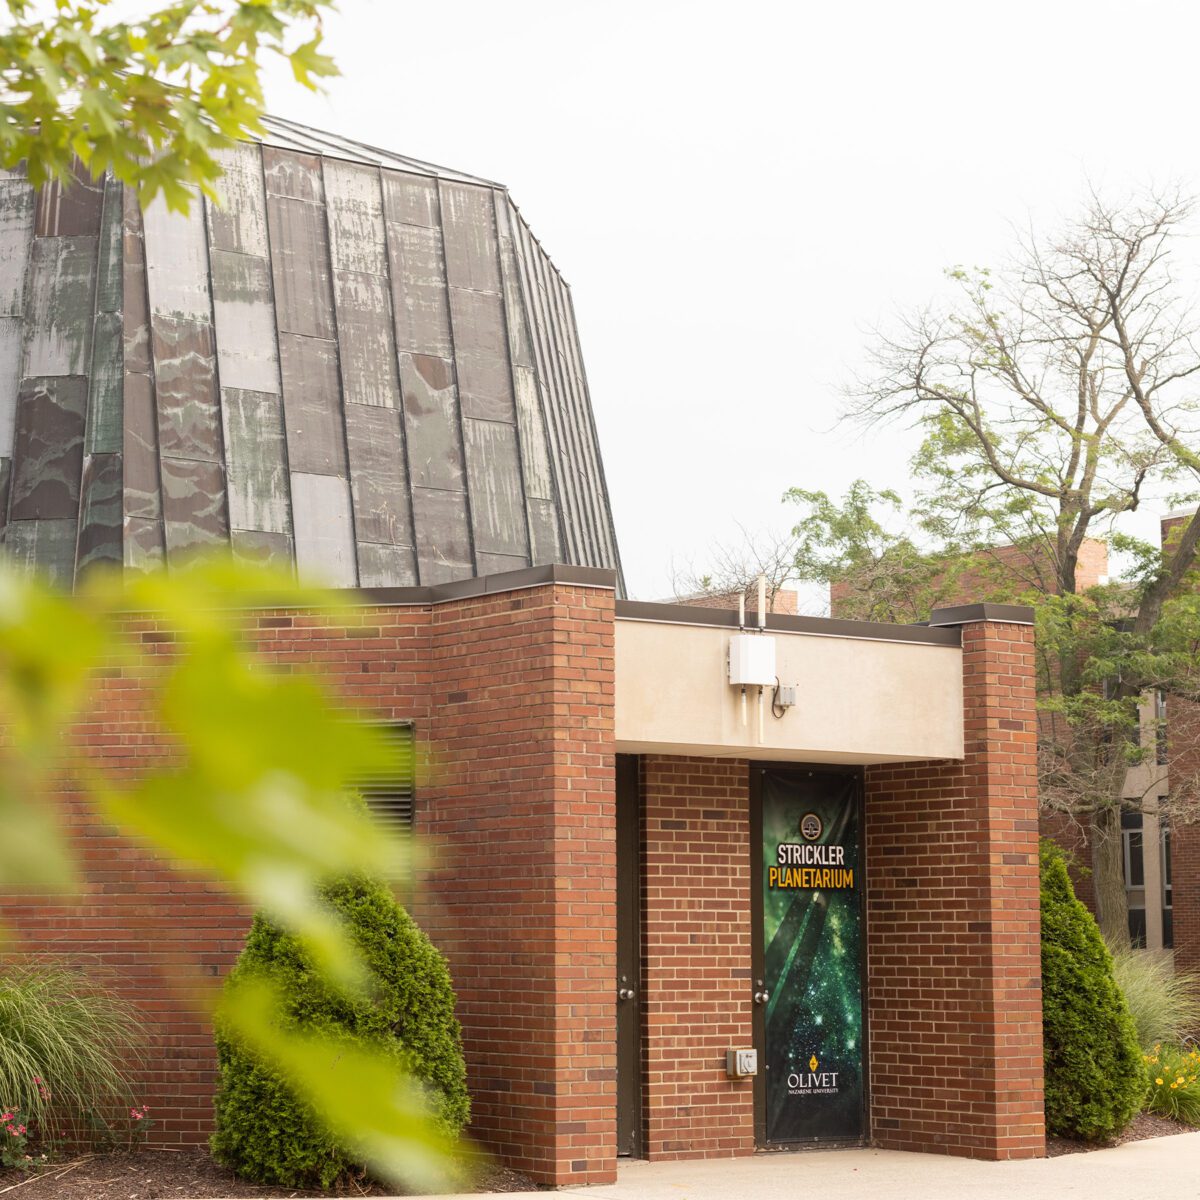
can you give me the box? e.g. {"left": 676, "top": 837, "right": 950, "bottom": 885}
{"left": 0, "top": 1149, "right": 539, "bottom": 1198}
{"left": 1046, "top": 1110, "right": 1196, "bottom": 1156}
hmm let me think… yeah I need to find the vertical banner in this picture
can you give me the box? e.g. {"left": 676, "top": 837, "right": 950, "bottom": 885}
{"left": 761, "top": 770, "right": 864, "bottom": 1143}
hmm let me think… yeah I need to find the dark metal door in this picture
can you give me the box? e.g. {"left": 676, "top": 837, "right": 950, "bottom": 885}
{"left": 615, "top": 754, "right": 642, "bottom": 1157}
{"left": 751, "top": 766, "right": 867, "bottom": 1147}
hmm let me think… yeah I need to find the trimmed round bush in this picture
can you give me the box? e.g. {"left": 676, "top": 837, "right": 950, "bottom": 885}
{"left": 211, "top": 873, "right": 469, "bottom": 1188}
{"left": 1041, "top": 840, "right": 1143, "bottom": 1141}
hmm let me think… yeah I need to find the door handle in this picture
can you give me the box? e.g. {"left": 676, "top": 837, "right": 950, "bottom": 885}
{"left": 618, "top": 986, "right": 636, "bottom": 1001}
{"left": 753, "top": 989, "right": 770, "bottom": 1005}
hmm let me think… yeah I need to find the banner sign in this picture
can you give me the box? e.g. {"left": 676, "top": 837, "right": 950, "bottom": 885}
{"left": 760, "top": 770, "right": 864, "bottom": 1143}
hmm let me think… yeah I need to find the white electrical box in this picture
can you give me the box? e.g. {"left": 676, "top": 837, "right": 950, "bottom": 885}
{"left": 726, "top": 1048, "right": 758, "bottom": 1078}
{"left": 728, "top": 634, "right": 776, "bottom": 687}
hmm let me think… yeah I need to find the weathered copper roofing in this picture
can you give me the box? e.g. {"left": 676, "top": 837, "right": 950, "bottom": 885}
{"left": 256, "top": 114, "right": 502, "bottom": 187}
{"left": 0, "top": 119, "right": 623, "bottom": 591}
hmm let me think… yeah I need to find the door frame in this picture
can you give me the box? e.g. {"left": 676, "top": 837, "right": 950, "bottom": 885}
{"left": 615, "top": 753, "right": 644, "bottom": 1157}
{"left": 749, "top": 762, "right": 870, "bottom": 1149}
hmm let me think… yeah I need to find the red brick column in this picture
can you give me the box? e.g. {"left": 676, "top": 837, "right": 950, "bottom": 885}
{"left": 421, "top": 582, "right": 617, "bottom": 1187}
{"left": 639, "top": 755, "right": 756, "bottom": 1160}
{"left": 865, "top": 616, "right": 1044, "bottom": 1160}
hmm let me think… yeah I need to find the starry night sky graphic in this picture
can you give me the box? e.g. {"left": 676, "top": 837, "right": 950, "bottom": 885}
{"left": 761, "top": 771, "right": 864, "bottom": 1143}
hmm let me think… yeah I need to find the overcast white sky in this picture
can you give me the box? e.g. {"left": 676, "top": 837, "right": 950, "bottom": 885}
{"left": 261, "top": 0, "right": 1200, "bottom": 603}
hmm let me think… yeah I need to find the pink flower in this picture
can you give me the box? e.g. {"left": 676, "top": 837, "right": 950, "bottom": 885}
{"left": 0, "top": 1112, "right": 12, "bottom": 1122}
{"left": 131, "top": 1109, "right": 141, "bottom": 1119}
{"left": 5, "top": 1125, "right": 15, "bottom": 1136}
{"left": 30, "top": 1078, "right": 39, "bottom": 1085}
{"left": 16, "top": 1126, "right": 25, "bottom": 1135}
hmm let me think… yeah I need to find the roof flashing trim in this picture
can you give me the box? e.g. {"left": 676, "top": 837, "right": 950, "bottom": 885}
{"left": 614, "top": 600, "right": 962, "bottom": 647}
{"left": 928, "top": 602, "right": 1036, "bottom": 627}
{"left": 364, "top": 563, "right": 617, "bottom": 606}
{"left": 110, "top": 565, "right": 617, "bottom": 615}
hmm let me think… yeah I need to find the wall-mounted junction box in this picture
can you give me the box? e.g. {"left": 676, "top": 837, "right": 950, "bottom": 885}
{"left": 726, "top": 1048, "right": 758, "bottom": 1078}
{"left": 728, "top": 634, "right": 776, "bottom": 687}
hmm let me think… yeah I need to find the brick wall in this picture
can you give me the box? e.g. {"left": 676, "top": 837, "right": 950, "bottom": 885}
{"left": 639, "top": 755, "right": 755, "bottom": 1160}
{"left": 1159, "top": 514, "right": 1200, "bottom": 982}
{"left": 0, "top": 581, "right": 617, "bottom": 1188}
{"left": 1175, "top": 822, "right": 1200, "bottom": 982}
{"left": 1, "top": 605, "right": 434, "bottom": 1146}
{"left": 865, "top": 618, "right": 1044, "bottom": 1160}
{"left": 1169, "top": 696, "right": 1200, "bottom": 982}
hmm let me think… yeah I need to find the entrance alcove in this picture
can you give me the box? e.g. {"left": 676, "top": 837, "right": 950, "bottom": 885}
{"left": 612, "top": 600, "right": 1044, "bottom": 1164}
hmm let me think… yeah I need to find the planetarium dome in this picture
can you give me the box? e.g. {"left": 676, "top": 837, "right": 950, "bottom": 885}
{"left": 0, "top": 116, "right": 623, "bottom": 591}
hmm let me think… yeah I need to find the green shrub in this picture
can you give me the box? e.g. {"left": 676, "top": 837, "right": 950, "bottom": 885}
{"left": 211, "top": 873, "right": 469, "bottom": 1189}
{"left": 0, "top": 961, "right": 146, "bottom": 1147}
{"left": 1040, "top": 841, "right": 1144, "bottom": 1140}
{"left": 1109, "top": 944, "right": 1200, "bottom": 1050}
{"left": 1142, "top": 1042, "right": 1200, "bottom": 1125}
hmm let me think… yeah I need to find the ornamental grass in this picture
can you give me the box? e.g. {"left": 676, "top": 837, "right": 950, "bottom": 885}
{"left": 1109, "top": 944, "right": 1200, "bottom": 1051}
{"left": 0, "top": 960, "right": 147, "bottom": 1147}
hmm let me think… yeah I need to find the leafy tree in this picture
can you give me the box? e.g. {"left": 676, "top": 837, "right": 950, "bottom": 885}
{"left": 850, "top": 189, "right": 1200, "bottom": 600}
{"left": 784, "top": 481, "right": 974, "bottom": 622}
{"left": 1040, "top": 840, "right": 1143, "bottom": 1140}
{"left": 783, "top": 188, "right": 1200, "bottom": 945}
{"left": 0, "top": 0, "right": 337, "bottom": 210}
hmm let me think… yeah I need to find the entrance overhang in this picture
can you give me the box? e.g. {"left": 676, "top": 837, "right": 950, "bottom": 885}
{"left": 614, "top": 602, "right": 965, "bottom": 764}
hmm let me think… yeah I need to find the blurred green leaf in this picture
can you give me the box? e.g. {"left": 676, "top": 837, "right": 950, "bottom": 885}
{"left": 219, "top": 976, "right": 472, "bottom": 1194}
{"left": 85, "top": 561, "right": 410, "bottom": 989}
{"left": 0, "top": 568, "right": 105, "bottom": 748}
{"left": 0, "top": 782, "right": 76, "bottom": 891}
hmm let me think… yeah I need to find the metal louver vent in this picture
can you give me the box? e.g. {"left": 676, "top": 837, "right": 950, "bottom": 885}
{"left": 357, "top": 722, "right": 416, "bottom": 834}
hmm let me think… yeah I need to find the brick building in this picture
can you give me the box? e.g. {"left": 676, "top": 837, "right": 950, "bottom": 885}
{"left": 0, "top": 122, "right": 1047, "bottom": 1186}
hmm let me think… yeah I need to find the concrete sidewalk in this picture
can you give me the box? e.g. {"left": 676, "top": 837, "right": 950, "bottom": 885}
{"left": 411, "top": 1133, "right": 1200, "bottom": 1200}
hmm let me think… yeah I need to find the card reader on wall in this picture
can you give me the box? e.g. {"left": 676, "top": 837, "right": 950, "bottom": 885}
{"left": 728, "top": 634, "right": 776, "bottom": 687}
{"left": 726, "top": 1048, "right": 758, "bottom": 1078}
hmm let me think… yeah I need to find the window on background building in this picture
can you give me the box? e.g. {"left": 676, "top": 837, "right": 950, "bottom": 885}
{"left": 1156, "top": 690, "right": 1168, "bottom": 767}
{"left": 1122, "top": 810, "right": 1147, "bottom": 948}
{"left": 1162, "top": 820, "right": 1173, "bottom": 950}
